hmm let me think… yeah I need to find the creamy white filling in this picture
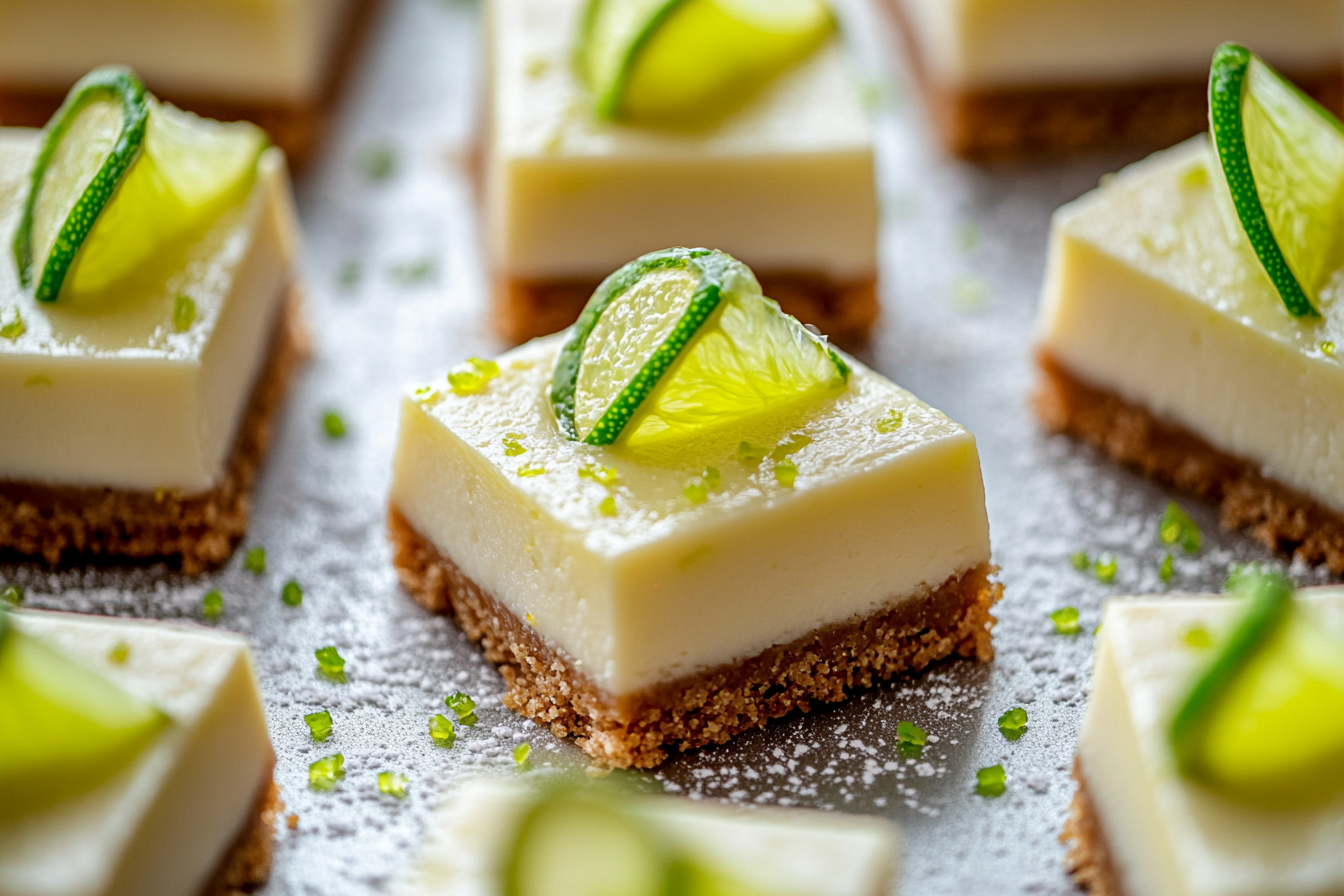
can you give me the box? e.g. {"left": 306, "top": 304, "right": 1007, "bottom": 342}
{"left": 0, "top": 611, "right": 273, "bottom": 896}
{"left": 0, "top": 0, "right": 355, "bottom": 104}
{"left": 896, "top": 0, "right": 1342, "bottom": 90}
{"left": 399, "top": 779, "right": 899, "bottom": 896}
{"left": 1036, "top": 137, "right": 1344, "bottom": 513}
{"left": 1080, "top": 592, "right": 1344, "bottom": 896}
{"left": 486, "top": 0, "right": 877, "bottom": 282}
{"left": 389, "top": 335, "right": 991, "bottom": 696}
{"left": 0, "top": 130, "right": 298, "bottom": 493}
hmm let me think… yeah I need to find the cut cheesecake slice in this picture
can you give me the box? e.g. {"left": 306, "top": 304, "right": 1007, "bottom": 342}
{"left": 389, "top": 333, "right": 998, "bottom": 768}
{"left": 0, "top": 123, "right": 307, "bottom": 572}
{"left": 0, "top": 0, "right": 379, "bottom": 167}
{"left": 1066, "top": 588, "right": 1344, "bottom": 896}
{"left": 483, "top": 0, "right": 880, "bottom": 346}
{"left": 1035, "top": 136, "right": 1344, "bottom": 572}
{"left": 887, "top": 0, "right": 1344, "bottom": 158}
{"left": 0, "top": 609, "right": 279, "bottom": 896}
{"left": 400, "top": 778, "right": 900, "bottom": 896}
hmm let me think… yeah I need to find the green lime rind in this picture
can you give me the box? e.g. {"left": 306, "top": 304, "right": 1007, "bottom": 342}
{"left": 12, "top": 65, "right": 149, "bottom": 303}
{"left": 553, "top": 248, "right": 724, "bottom": 444}
{"left": 1168, "top": 570, "right": 1294, "bottom": 784}
{"left": 579, "top": 0, "right": 684, "bottom": 120}
{"left": 1209, "top": 43, "right": 1338, "bottom": 319}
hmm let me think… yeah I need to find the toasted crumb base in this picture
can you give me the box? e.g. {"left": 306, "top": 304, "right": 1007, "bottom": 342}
{"left": 1061, "top": 759, "right": 1125, "bottom": 896}
{"left": 1035, "top": 352, "right": 1344, "bottom": 574}
{"left": 204, "top": 773, "right": 283, "bottom": 896}
{"left": 388, "top": 505, "right": 1001, "bottom": 769}
{"left": 882, "top": 0, "right": 1344, "bottom": 159}
{"left": 494, "top": 270, "right": 879, "bottom": 348}
{"left": 0, "top": 0, "right": 382, "bottom": 168}
{"left": 0, "top": 288, "right": 310, "bottom": 575}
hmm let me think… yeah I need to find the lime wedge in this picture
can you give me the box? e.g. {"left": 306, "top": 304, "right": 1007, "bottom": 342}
{"left": 1169, "top": 571, "right": 1344, "bottom": 808}
{"left": 551, "top": 248, "right": 849, "bottom": 448}
{"left": 1209, "top": 43, "right": 1344, "bottom": 318}
{"left": 0, "top": 608, "right": 169, "bottom": 819}
{"left": 12, "top": 65, "right": 267, "bottom": 305}
{"left": 578, "top": 0, "right": 834, "bottom": 124}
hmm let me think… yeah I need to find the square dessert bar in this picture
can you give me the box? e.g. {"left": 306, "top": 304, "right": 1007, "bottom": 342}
{"left": 887, "top": 0, "right": 1344, "bottom": 158}
{"left": 1065, "top": 590, "right": 1344, "bottom": 896}
{"left": 0, "top": 131, "right": 307, "bottom": 573}
{"left": 484, "top": 0, "right": 880, "bottom": 346}
{"left": 0, "top": 0, "right": 381, "bottom": 167}
{"left": 1036, "top": 138, "right": 1344, "bottom": 573}
{"left": 389, "top": 335, "right": 999, "bottom": 768}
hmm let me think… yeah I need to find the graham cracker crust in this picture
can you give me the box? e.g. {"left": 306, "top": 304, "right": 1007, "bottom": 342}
{"left": 882, "top": 0, "right": 1344, "bottom": 160}
{"left": 388, "top": 505, "right": 1001, "bottom": 769}
{"left": 204, "top": 773, "right": 283, "bottom": 896}
{"left": 1036, "top": 352, "right": 1344, "bottom": 574}
{"left": 1061, "top": 759, "right": 1125, "bottom": 896}
{"left": 495, "top": 271, "right": 879, "bottom": 349}
{"left": 0, "top": 0, "right": 382, "bottom": 168}
{"left": 0, "top": 288, "right": 310, "bottom": 575}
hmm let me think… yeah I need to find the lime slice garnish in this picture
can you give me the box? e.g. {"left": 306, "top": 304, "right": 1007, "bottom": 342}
{"left": 551, "top": 248, "right": 849, "bottom": 448}
{"left": 577, "top": 0, "right": 834, "bottom": 124}
{"left": 0, "top": 607, "right": 169, "bottom": 819}
{"left": 12, "top": 65, "right": 267, "bottom": 305}
{"left": 1169, "top": 570, "right": 1344, "bottom": 808}
{"left": 1209, "top": 43, "right": 1344, "bottom": 318}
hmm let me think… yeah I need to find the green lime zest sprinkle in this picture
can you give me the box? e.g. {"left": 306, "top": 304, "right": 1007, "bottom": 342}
{"left": 1, "top": 584, "right": 23, "bottom": 606}
{"left": 1050, "top": 607, "right": 1081, "bottom": 635}
{"left": 282, "top": 580, "right": 303, "bottom": 607}
{"left": 315, "top": 646, "right": 345, "bottom": 677}
{"left": 1322, "top": 341, "right": 1337, "bottom": 357}
{"left": 243, "top": 546, "right": 266, "bottom": 574}
{"left": 503, "top": 433, "right": 527, "bottom": 456}
{"left": 737, "top": 441, "right": 766, "bottom": 464}
{"left": 448, "top": 357, "right": 503, "bottom": 395}
{"left": 1184, "top": 625, "right": 1214, "bottom": 649}
{"left": 0, "top": 309, "right": 24, "bottom": 340}
{"left": 975, "top": 764, "right": 1007, "bottom": 797}
{"left": 304, "top": 710, "right": 333, "bottom": 741}
{"left": 1182, "top": 164, "right": 1209, "bottom": 187}
{"left": 774, "top": 458, "right": 798, "bottom": 488}
{"left": 513, "top": 743, "right": 532, "bottom": 766}
{"left": 1159, "top": 553, "right": 1175, "bottom": 583}
{"left": 201, "top": 590, "right": 223, "bottom": 620}
{"left": 413, "top": 385, "right": 437, "bottom": 403}
{"left": 579, "top": 464, "right": 619, "bottom": 487}
{"left": 702, "top": 466, "right": 721, "bottom": 489}
{"left": 1094, "top": 553, "right": 1118, "bottom": 584}
{"left": 444, "top": 691, "right": 476, "bottom": 718}
{"left": 172, "top": 294, "right": 196, "bottom": 332}
{"left": 598, "top": 495, "right": 618, "bottom": 517}
{"left": 875, "top": 409, "right": 904, "bottom": 433}
{"left": 998, "top": 707, "right": 1028, "bottom": 741}
{"left": 1070, "top": 551, "right": 1090, "bottom": 571}
{"left": 378, "top": 771, "right": 410, "bottom": 798}
{"left": 108, "top": 641, "right": 130, "bottom": 665}
{"left": 358, "top": 142, "right": 397, "bottom": 181}
{"left": 1159, "top": 502, "right": 1201, "bottom": 553}
{"left": 683, "top": 479, "right": 708, "bottom": 504}
{"left": 771, "top": 434, "right": 813, "bottom": 461}
{"left": 896, "top": 720, "right": 927, "bottom": 758}
{"left": 308, "top": 754, "right": 345, "bottom": 791}
{"left": 517, "top": 464, "right": 546, "bottom": 478}
{"left": 429, "top": 714, "right": 456, "bottom": 747}
{"left": 322, "top": 411, "right": 347, "bottom": 439}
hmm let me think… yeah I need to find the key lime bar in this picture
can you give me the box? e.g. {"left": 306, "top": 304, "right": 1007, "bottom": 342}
{"left": 1065, "top": 577, "right": 1344, "bottom": 895}
{"left": 0, "top": 607, "right": 279, "bottom": 896}
{"left": 889, "top": 0, "right": 1343, "bottom": 157}
{"left": 389, "top": 249, "right": 997, "bottom": 768}
{"left": 0, "top": 0, "right": 376, "bottom": 166}
{"left": 400, "top": 779, "right": 899, "bottom": 896}
{"left": 484, "top": 0, "right": 879, "bottom": 346}
{"left": 0, "top": 70, "right": 306, "bottom": 573}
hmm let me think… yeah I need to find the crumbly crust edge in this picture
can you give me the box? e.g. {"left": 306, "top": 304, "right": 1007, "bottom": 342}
{"left": 204, "top": 772, "right": 283, "bottom": 896}
{"left": 388, "top": 504, "right": 1001, "bottom": 769}
{"left": 1061, "top": 758, "right": 1126, "bottom": 896}
{"left": 0, "top": 287, "right": 310, "bottom": 575}
{"left": 1036, "top": 351, "right": 1344, "bottom": 574}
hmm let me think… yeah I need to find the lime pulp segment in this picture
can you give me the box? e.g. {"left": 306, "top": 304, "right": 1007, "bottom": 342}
{"left": 1209, "top": 43, "right": 1344, "bottom": 318}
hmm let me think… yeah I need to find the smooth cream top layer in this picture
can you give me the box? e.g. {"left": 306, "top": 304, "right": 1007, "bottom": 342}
{"left": 0, "top": 130, "right": 298, "bottom": 493}
{"left": 0, "top": 0, "right": 355, "bottom": 104}
{"left": 0, "top": 611, "right": 273, "bottom": 896}
{"left": 486, "top": 0, "right": 877, "bottom": 281}
{"left": 1080, "top": 591, "right": 1344, "bottom": 896}
{"left": 390, "top": 335, "right": 991, "bottom": 696}
{"left": 401, "top": 779, "right": 899, "bottom": 896}
{"left": 897, "top": 0, "right": 1343, "bottom": 90}
{"left": 1037, "top": 137, "right": 1344, "bottom": 513}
